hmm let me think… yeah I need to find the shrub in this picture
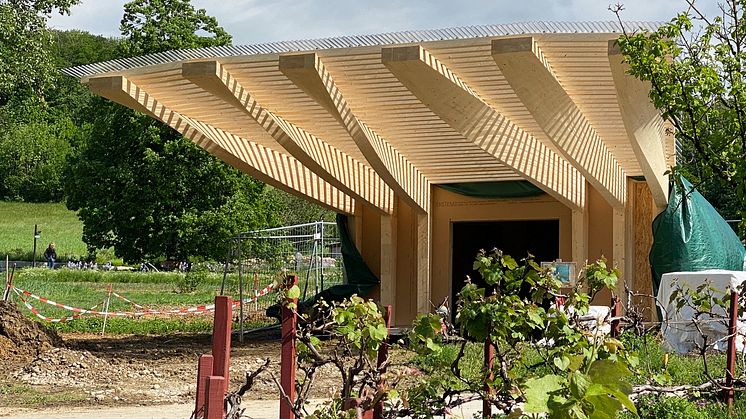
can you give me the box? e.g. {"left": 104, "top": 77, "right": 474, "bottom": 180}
{"left": 176, "top": 265, "right": 208, "bottom": 293}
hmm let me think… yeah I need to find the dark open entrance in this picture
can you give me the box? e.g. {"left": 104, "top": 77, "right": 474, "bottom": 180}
{"left": 450, "top": 220, "right": 560, "bottom": 311}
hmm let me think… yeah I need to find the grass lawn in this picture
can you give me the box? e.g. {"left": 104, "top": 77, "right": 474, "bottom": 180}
{"left": 0, "top": 201, "right": 87, "bottom": 261}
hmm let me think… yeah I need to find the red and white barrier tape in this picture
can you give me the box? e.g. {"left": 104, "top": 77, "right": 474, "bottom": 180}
{"left": 13, "top": 289, "right": 101, "bottom": 323}
{"left": 11, "top": 281, "right": 277, "bottom": 320}
{"left": 112, "top": 291, "right": 144, "bottom": 309}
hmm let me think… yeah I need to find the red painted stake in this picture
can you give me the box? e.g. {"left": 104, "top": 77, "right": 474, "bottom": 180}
{"left": 610, "top": 295, "right": 622, "bottom": 338}
{"left": 194, "top": 354, "right": 214, "bottom": 419}
{"left": 374, "top": 305, "right": 393, "bottom": 419}
{"left": 204, "top": 376, "right": 226, "bottom": 419}
{"left": 483, "top": 340, "right": 495, "bottom": 418}
{"left": 211, "top": 296, "right": 232, "bottom": 395}
{"left": 280, "top": 276, "right": 299, "bottom": 419}
{"left": 725, "top": 290, "right": 739, "bottom": 413}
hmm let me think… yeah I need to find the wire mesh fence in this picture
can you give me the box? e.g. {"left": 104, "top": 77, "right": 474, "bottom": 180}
{"left": 224, "top": 221, "right": 345, "bottom": 332}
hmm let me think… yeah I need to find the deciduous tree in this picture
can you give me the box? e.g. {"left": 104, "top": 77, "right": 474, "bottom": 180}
{"left": 0, "top": 0, "right": 79, "bottom": 104}
{"left": 614, "top": 1, "right": 746, "bottom": 227}
{"left": 66, "top": 0, "right": 281, "bottom": 262}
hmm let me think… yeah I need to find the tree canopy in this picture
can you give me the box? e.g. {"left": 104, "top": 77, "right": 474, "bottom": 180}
{"left": 615, "top": 1, "right": 745, "bottom": 224}
{"left": 61, "top": 0, "right": 286, "bottom": 262}
{"left": 118, "top": 0, "right": 231, "bottom": 57}
{"left": 0, "top": 0, "right": 79, "bottom": 104}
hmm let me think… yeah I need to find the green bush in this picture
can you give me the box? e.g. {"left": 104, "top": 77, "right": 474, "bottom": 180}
{"left": 176, "top": 266, "right": 209, "bottom": 293}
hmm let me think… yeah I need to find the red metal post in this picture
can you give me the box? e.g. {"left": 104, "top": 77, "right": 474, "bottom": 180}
{"left": 610, "top": 295, "right": 622, "bottom": 338}
{"left": 204, "top": 376, "right": 226, "bottom": 419}
{"left": 483, "top": 340, "right": 494, "bottom": 418}
{"left": 374, "top": 305, "right": 393, "bottom": 419}
{"left": 194, "top": 354, "right": 214, "bottom": 419}
{"left": 211, "top": 296, "right": 232, "bottom": 394}
{"left": 725, "top": 290, "right": 739, "bottom": 412}
{"left": 280, "top": 275, "right": 299, "bottom": 419}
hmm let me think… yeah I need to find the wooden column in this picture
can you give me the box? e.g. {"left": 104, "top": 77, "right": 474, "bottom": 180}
{"left": 280, "top": 276, "right": 298, "bottom": 419}
{"left": 416, "top": 211, "right": 431, "bottom": 315}
{"left": 204, "top": 376, "right": 225, "bottom": 419}
{"left": 194, "top": 354, "right": 214, "bottom": 418}
{"left": 571, "top": 209, "right": 588, "bottom": 266}
{"left": 631, "top": 181, "right": 657, "bottom": 321}
{"left": 612, "top": 208, "right": 626, "bottom": 301}
{"left": 380, "top": 210, "right": 397, "bottom": 308}
{"left": 211, "top": 296, "right": 232, "bottom": 394}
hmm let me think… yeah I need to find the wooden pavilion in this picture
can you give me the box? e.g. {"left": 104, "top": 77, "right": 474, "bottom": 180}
{"left": 66, "top": 22, "right": 672, "bottom": 324}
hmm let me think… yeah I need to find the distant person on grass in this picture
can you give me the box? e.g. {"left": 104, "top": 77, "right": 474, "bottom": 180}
{"left": 43, "top": 243, "right": 56, "bottom": 269}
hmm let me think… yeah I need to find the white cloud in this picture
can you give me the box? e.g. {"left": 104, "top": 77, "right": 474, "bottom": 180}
{"left": 47, "top": 0, "right": 721, "bottom": 45}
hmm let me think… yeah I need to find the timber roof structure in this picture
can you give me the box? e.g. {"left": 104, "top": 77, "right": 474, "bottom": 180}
{"left": 67, "top": 21, "right": 674, "bottom": 215}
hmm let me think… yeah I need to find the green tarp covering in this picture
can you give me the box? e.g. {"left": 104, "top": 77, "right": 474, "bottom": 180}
{"left": 266, "top": 214, "right": 379, "bottom": 318}
{"left": 650, "top": 178, "right": 745, "bottom": 294}
{"left": 438, "top": 181, "right": 545, "bottom": 199}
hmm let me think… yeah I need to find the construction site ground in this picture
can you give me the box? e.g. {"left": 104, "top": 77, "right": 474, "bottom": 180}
{"left": 0, "top": 329, "right": 345, "bottom": 418}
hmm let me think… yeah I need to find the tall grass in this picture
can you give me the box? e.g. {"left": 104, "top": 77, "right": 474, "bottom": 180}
{"left": 0, "top": 202, "right": 87, "bottom": 261}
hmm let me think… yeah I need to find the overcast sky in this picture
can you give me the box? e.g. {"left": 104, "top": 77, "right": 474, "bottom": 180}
{"left": 47, "top": 0, "right": 718, "bottom": 45}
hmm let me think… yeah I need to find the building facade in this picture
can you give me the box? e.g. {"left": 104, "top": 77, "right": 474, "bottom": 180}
{"left": 66, "top": 22, "right": 672, "bottom": 325}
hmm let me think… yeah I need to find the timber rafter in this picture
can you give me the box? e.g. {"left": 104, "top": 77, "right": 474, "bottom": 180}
{"left": 181, "top": 60, "right": 394, "bottom": 214}
{"left": 279, "top": 53, "right": 431, "bottom": 213}
{"left": 86, "top": 75, "right": 355, "bottom": 214}
{"left": 492, "top": 37, "right": 626, "bottom": 208}
{"left": 381, "top": 45, "right": 585, "bottom": 211}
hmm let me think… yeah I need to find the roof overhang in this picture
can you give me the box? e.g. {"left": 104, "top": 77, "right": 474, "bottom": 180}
{"left": 68, "top": 21, "right": 673, "bottom": 214}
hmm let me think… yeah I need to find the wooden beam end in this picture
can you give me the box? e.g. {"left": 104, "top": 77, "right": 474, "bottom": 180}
{"left": 86, "top": 75, "right": 125, "bottom": 92}
{"left": 181, "top": 60, "right": 220, "bottom": 78}
{"left": 608, "top": 39, "right": 622, "bottom": 56}
{"left": 278, "top": 53, "right": 317, "bottom": 72}
{"left": 491, "top": 36, "right": 534, "bottom": 55}
{"left": 381, "top": 45, "right": 422, "bottom": 63}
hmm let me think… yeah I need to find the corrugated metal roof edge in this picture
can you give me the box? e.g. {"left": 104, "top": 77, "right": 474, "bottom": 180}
{"left": 62, "top": 20, "right": 664, "bottom": 79}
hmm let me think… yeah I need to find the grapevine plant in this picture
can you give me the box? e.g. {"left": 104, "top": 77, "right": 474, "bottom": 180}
{"left": 408, "top": 251, "right": 638, "bottom": 418}
{"left": 278, "top": 251, "right": 638, "bottom": 418}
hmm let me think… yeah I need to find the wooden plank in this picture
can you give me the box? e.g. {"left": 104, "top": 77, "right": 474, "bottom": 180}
{"left": 279, "top": 53, "right": 431, "bottom": 214}
{"left": 492, "top": 37, "right": 626, "bottom": 209}
{"left": 86, "top": 75, "right": 355, "bottom": 214}
{"left": 182, "top": 60, "right": 394, "bottom": 214}
{"left": 632, "top": 180, "right": 656, "bottom": 321}
{"left": 382, "top": 45, "right": 585, "bottom": 211}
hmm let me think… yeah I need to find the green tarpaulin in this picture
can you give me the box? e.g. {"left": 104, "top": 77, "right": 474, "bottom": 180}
{"left": 266, "top": 214, "right": 379, "bottom": 318}
{"left": 438, "top": 181, "right": 545, "bottom": 199}
{"left": 649, "top": 178, "right": 745, "bottom": 295}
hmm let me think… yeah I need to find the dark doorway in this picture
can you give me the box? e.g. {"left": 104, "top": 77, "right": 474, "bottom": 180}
{"left": 450, "top": 219, "right": 560, "bottom": 310}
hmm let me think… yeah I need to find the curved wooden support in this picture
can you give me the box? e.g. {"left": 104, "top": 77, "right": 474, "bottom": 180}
{"left": 492, "top": 37, "right": 626, "bottom": 209}
{"left": 381, "top": 45, "right": 585, "bottom": 211}
{"left": 608, "top": 41, "right": 670, "bottom": 209}
{"left": 87, "top": 75, "right": 355, "bottom": 214}
{"left": 279, "top": 53, "right": 431, "bottom": 214}
{"left": 181, "top": 61, "right": 393, "bottom": 214}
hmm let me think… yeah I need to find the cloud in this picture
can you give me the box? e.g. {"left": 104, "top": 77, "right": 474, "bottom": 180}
{"left": 47, "top": 0, "right": 721, "bottom": 45}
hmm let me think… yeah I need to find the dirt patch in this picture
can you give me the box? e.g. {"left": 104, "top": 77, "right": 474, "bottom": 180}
{"left": 1, "top": 329, "right": 342, "bottom": 412}
{"left": 0, "top": 301, "right": 62, "bottom": 364}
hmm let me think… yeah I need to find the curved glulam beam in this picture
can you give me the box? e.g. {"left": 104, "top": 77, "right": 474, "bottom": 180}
{"left": 382, "top": 45, "right": 585, "bottom": 211}
{"left": 279, "top": 53, "right": 430, "bottom": 214}
{"left": 86, "top": 75, "right": 355, "bottom": 214}
{"left": 608, "top": 41, "right": 669, "bottom": 209}
{"left": 181, "top": 61, "right": 393, "bottom": 214}
{"left": 492, "top": 37, "right": 626, "bottom": 209}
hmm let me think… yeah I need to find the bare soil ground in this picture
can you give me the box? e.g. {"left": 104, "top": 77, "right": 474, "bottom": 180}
{"left": 0, "top": 328, "right": 343, "bottom": 416}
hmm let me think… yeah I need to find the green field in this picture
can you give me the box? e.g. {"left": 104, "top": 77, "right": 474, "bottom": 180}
{"left": 10, "top": 268, "right": 279, "bottom": 334}
{"left": 0, "top": 201, "right": 87, "bottom": 261}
